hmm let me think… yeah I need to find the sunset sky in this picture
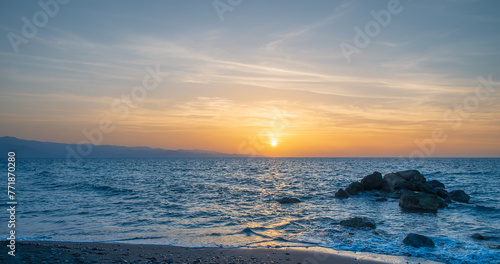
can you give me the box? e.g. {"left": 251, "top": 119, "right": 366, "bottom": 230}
{"left": 1, "top": 0, "right": 499, "bottom": 157}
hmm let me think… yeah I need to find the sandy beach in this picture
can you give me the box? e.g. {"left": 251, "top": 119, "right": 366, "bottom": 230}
{"left": 1, "top": 241, "right": 444, "bottom": 264}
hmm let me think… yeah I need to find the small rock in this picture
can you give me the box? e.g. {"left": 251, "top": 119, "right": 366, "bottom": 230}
{"left": 276, "top": 197, "right": 301, "bottom": 204}
{"left": 340, "top": 217, "right": 376, "bottom": 229}
{"left": 403, "top": 233, "right": 435, "bottom": 248}
{"left": 335, "top": 189, "right": 350, "bottom": 199}
{"left": 361, "top": 172, "right": 384, "bottom": 190}
{"left": 471, "top": 233, "right": 485, "bottom": 240}
{"left": 437, "top": 198, "right": 448, "bottom": 208}
{"left": 345, "top": 182, "right": 364, "bottom": 195}
{"left": 449, "top": 190, "right": 470, "bottom": 203}
{"left": 436, "top": 189, "right": 449, "bottom": 199}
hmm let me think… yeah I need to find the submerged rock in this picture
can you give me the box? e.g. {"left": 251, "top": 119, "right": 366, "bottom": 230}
{"left": 449, "top": 190, "right": 470, "bottom": 203}
{"left": 399, "top": 191, "right": 442, "bottom": 211}
{"left": 361, "top": 172, "right": 384, "bottom": 190}
{"left": 376, "top": 198, "right": 388, "bottom": 202}
{"left": 242, "top": 227, "right": 254, "bottom": 235}
{"left": 471, "top": 233, "right": 485, "bottom": 240}
{"left": 335, "top": 189, "right": 350, "bottom": 199}
{"left": 340, "top": 217, "right": 376, "bottom": 229}
{"left": 403, "top": 233, "right": 435, "bottom": 248}
{"left": 276, "top": 197, "right": 301, "bottom": 204}
{"left": 345, "top": 182, "right": 364, "bottom": 195}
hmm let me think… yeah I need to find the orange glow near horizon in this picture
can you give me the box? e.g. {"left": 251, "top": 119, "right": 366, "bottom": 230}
{"left": 32, "top": 97, "right": 493, "bottom": 158}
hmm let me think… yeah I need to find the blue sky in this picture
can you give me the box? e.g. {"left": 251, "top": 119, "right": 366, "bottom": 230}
{"left": 1, "top": 0, "right": 499, "bottom": 157}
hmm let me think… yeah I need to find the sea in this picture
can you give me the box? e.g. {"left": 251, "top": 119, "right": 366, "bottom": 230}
{"left": 2, "top": 158, "right": 499, "bottom": 264}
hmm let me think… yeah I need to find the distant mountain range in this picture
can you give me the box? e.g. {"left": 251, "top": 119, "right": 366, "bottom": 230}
{"left": 0, "top": 137, "right": 255, "bottom": 158}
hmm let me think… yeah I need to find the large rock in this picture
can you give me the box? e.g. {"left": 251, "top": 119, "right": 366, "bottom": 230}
{"left": 397, "top": 170, "right": 426, "bottom": 182}
{"left": 380, "top": 180, "right": 392, "bottom": 193}
{"left": 345, "top": 182, "right": 364, "bottom": 195}
{"left": 399, "top": 191, "right": 443, "bottom": 211}
{"left": 335, "top": 189, "right": 349, "bottom": 199}
{"left": 449, "top": 190, "right": 470, "bottom": 203}
{"left": 361, "top": 172, "right": 384, "bottom": 190}
{"left": 403, "top": 233, "right": 435, "bottom": 248}
{"left": 276, "top": 197, "right": 301, "bottom": 204}
{"left": 417, "top": 182, "right": 438, "bottom": 195}
{"left": 340, "top": 217, "right": 376, "bottom": 229}
{"left": 394, "top": 180, "right": 419, "bottom": 191}
{"left": 427, "top": 180, "right": 445, "bottom": 189}
{"left": 383, "top": 173, "right": 404, "bottom": 192}
{"left": 384, "top": 170, "right": 426, "bottom": 192}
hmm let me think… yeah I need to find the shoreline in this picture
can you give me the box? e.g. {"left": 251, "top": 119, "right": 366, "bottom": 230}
{"left": 1, "top": 240, "right": 444, "bottom": 264}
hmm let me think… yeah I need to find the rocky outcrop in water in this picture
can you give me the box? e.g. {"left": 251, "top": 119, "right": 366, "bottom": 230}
{"left": 335, "top": 169, "right": 470, "bottom": 212}
{"left": 403, "top": 233, "right": 435, "bottom": 248}
{"left": 340, "top": 217, "right": 376, "bottom": 229}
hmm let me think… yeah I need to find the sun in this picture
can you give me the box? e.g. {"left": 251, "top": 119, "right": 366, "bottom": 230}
{"left": 270, "top": 138, "right": 278, "bottom": 147}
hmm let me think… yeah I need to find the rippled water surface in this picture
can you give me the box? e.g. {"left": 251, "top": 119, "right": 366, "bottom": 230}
{"left": 3, "top": 158, "right": 499, "bottom": 263}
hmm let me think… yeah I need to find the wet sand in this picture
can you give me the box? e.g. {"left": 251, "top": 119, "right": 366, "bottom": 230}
{"left": 1, "top": 241, "right": 443, "bottom": 264}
